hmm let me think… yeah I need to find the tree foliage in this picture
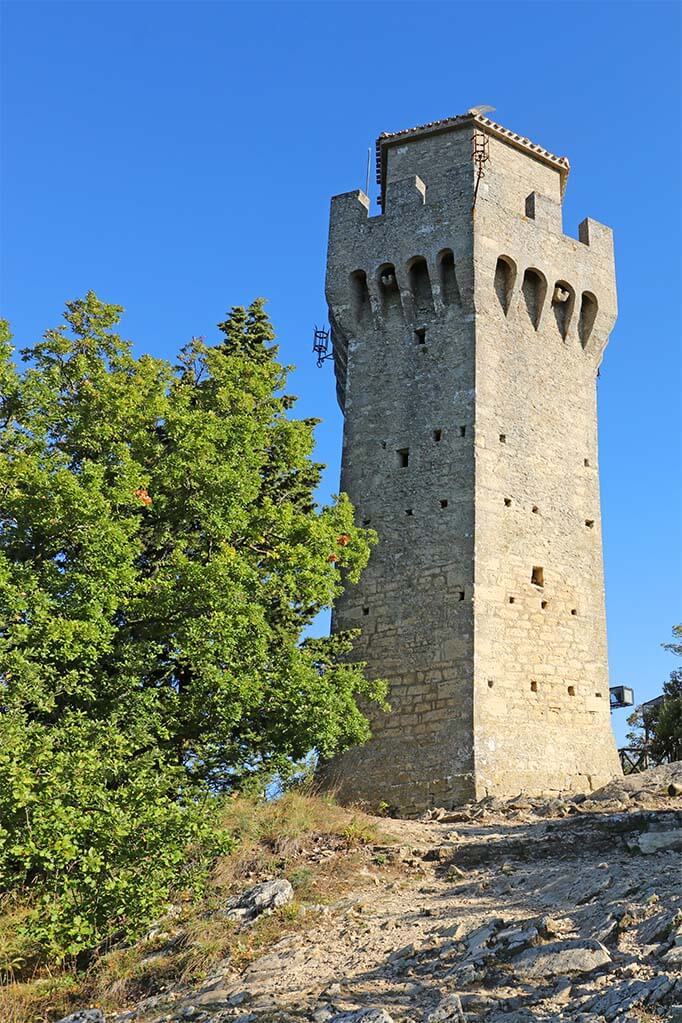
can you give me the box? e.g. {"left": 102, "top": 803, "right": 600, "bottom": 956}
{"left": 626, "top": 624, "right": 682, "bottom": 764}
{"left": 0, "top": 294, "right": 385, "bottom": 956}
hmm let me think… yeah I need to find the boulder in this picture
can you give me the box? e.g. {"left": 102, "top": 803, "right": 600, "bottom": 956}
{"left": 637, "top": 829, "right": 682, "bottom": 854}
{"left": 225, "top": 878, "right": 294, "bottom": 922}
{"left": 513, "top": 938, "right": 611, "bottom": 979}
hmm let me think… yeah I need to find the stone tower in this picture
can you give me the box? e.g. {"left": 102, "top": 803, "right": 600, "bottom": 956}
{"left": 322, "top": 112, "right": 621, "bottom": 814}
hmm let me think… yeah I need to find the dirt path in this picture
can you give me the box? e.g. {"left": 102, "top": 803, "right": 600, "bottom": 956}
{"left": 112, "top": 775, "right": 682, "bottom": 1023}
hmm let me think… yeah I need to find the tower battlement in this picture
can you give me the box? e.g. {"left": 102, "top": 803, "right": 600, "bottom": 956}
{"left": 322, "top": 114, "right": 620, "bottom": 814}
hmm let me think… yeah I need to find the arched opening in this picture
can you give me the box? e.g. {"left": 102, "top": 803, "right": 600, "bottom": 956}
{"left": 578, "top": 291, "right": 598, "bottom": 347}
{"left": 494, "top": 256, "right": 516, "bottom": 315}
{"left": 521, "top": 268, "right": 547, "bottom": 330}
{"left": 551, "top": 280, "right": 575, "bottom": 339}
{"left": 377, "top": 263, "right": 402, "bottom": 318}
{"left": 437, "top": 249, "right": 461, "bottom": 306}
{"left": 350, "top": 269, "right": 370, "bottom": 325}
{"left": 406, "top": 256, "right": 434, "bottom": 315}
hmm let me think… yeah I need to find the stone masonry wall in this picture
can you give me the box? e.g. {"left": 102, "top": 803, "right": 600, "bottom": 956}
{"left": 321, "top": 118, "right": 621, "bottom": 813}
{"left": 472, "top": 133, "right": 621, "bottom": 795}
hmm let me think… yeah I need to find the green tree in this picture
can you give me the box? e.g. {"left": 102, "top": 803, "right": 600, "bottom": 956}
{"left": 626, "top": 624, "right": 682, "bottom": 765}
{"left": 0, "top": 294, "right": 385, "bottom": 956}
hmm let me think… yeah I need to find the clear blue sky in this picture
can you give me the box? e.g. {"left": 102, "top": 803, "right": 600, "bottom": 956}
{"left": 2, "top": 1, "right": 680, "bottom": 743}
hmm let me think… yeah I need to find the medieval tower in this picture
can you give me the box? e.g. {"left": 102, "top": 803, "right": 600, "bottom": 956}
{"left": 323, "top": 112, "right": 621, "bottom": 814}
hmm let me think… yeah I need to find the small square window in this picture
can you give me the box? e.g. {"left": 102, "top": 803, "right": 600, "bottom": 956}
{"left": 571, "top": 608, "right": 578, "bottom": 617}
{"left": 433, "top": 429, "right": 442, "bottom": 442}
{"left": 530, "top": 680, "right": 538, "bottom": 693}
{"left": 499, "top": 433, "right": 507, "bottom": 444}
{"left": 585, "top": 519, "right": 594, "bottom": 529}
{"left": 595, "top": 692, "right": 602, "bottom": 698}
{"left": 440, "top": 499, "right": 448, "bottom": 509}
{"left": 362, "top": 516, "right": 371, "bottom": 526}
{"left": 362, "top": 607, "right": 369, "bottom": 616}
{"left": 541, "top": 600, "right": 548, "bottom": 610}
{"left": 405, "top": 508, "right": 414, "bottom": 516}
{"left": 457, "top": 589, "right": 465, "bottom": 601}
{"left": 509, "top": 596, "right": 515, "bottom": 604}
{"left": 414, "top": 327, "right": 426, "bottom": 345}
{"left": 487, "top": 679, "right": 494, "bottom": 688}
{"left": 584, "top": 458, "right": 590, "bottom": 467}
{"left": 531, "top": 566, "right": 544, "bottom": 587}
{"left": 459, "top": 426, "right": 466, "bottom": 438}
{"left": 504, "top": 498, "right": 512, "bottom": 508}
{"left": 532, "top": 505, "right": 539, "bottom": 514}
{"left": 397, "top": 448, "right": 409, "bottom": 468}
{"left": 567, "top": 686, "right": 575, "bottom": 696}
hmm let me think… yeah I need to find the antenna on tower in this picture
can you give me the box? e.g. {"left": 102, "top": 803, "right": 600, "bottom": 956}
{"left": 364, "top": 147, "right": 371, "bottom": 197}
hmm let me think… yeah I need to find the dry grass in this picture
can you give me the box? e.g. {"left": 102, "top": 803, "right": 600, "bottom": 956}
{"left": 0, "top": 790, "right": 395, "bottom": 1023}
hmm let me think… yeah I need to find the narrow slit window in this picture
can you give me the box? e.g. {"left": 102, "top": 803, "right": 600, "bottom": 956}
{"left": 541, "top": 600, "right": 548, "bottom": 610}
{"left": 459, "top": 426, "right": 466, "bottom": 437}
{"left": 567, "top": 686, "right": 576, "bottom": 697}
{"left": 414, "top": 327, "right": 426, "bottom": 345}
{"left": 508, "top": 596, "right": 515, "bottom": 604}
{"left": 504, "top": 497, "right": 512, "bottom": 507}
{"left": 531, "top": 566, "right": 544, "bottom": 587}
{"left": 585, "top": 519, "right": 595, "bottom": 528}
{"left": 440, "top": 499, "right": 448, "bottom": 509}
{"left": 397, "top": 448, "right": 409, "bottom": 468}
{"left": 405, "top": 508, "right": 414, "bottom": 516}
{"left": 584, "top": 458, "right": 590, "bottom": 467}
{"left": 499, "top": 433, "right": 507, "bottom": 444}
{"left": 457, "top": 589, "right": 465, "bottom": 601}
{"left": 487, "top": 679, "right": 494, "bottom": 688}
{"left": 362, "top": 606, "right": 369, "bottom": 616}
{"left": 530, "top": 680, "right": 538, "bottom": 693}
{"left": 433, "top": 428, "right": 442, "bottom": 442}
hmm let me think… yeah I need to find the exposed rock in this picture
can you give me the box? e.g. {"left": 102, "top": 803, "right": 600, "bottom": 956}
{"left": 637, "top": 828, "right": 682, "bottom": 854}
{"left": 225, "top": 878, "right": 294, "bottom": 921}
{"left": 332, "top": 1011, "right": 396, "bottom": 1023}
{"left": 55, "top": 1013, "right": 105, "bottom": 1023}
{"left": 581, "top": 974, "right": 679, "bottom": 1020}
{"left": 512, "top": 939, "right": 611, "bottom": 979}
{"left": 662, "top": 944, "right": 682, "bottom": 965}
{"left": 424, "top": 994, "right": 465, "bottom": 1021}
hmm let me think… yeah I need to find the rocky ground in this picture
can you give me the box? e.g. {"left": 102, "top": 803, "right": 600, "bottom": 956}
{"left": 59, "top": 764, "right": 682, "bottom": 1023}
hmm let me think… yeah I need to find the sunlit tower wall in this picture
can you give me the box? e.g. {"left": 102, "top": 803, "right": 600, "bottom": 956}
{"left": 322, "top": 112, "right": 621, "bottom": 814}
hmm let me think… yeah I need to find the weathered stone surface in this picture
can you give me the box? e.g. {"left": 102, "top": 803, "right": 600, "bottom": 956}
{"left": 424, "top": 993, "right": 465, "bottom": 1021}
{"left": 513, "top": 939, "right": 611, "bottom": 979}
{"left": 320, "top": 110, "right": 620, "bottom": 814}
{"left": 332, "top": 1011, "right": 396, "bottom": 1023}
{"left": 55, "top": 1013, "right": 105, "bottom": 1023}
{"left": 582, "top": 974, "right": 679, "bottom": 1020}
{"left": 225, "top": 878, "right": 293, "bottom": 921}
{"left": 637, "top": 828, "right": 682, "bottom": 854}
